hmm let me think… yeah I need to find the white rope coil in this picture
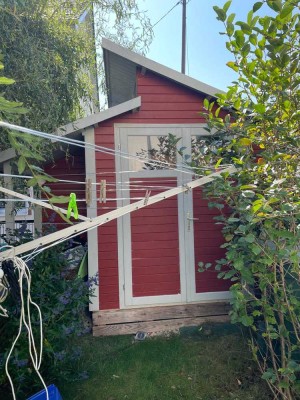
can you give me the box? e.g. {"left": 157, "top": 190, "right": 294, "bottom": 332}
{"left": 1, "top": 256, "right": 49, "bottom": 400}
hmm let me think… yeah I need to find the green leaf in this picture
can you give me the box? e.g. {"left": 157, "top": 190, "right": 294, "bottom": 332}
{"left": 203, "top": 98, "right": 209, "bottom": 110}
{"left": 223, "top": 0, "right": 232, "bottom": 13}
{"left": 233, "top": 258, "right": 244, "bottom": 271}
{"left": 236, "top": 21, "right": 252, "bottom": 34}
{"left": 213, "top": 6, "right": 227, "bottom": 22}
{"left": 240, "top": 184, "right": 257, "bottom": 190}
{"left": 245, "top": 233, "right": 256, "bottom": 243}
{"left": 249, "top": 34, "right": 257, "bottom": 45}
{"left": 255, "top": 48, "right": 263, "bottom": 59}
{"left": 241, "top": 43, "right": 250, "bottom": 57}
{"left": 17, "top": 156, "right": 26, "bottom": 174}
{"left": 227, "top": 22, "right": 234, "bottom": 36}
{"left": 241, "top": 315, "right": 254, "bottom": 327}
{"left": 49, "top": 195, "right": 70, "bottom": 204}
{"left": 252, "top": 310, "right": 262, "bottom": 317}
{"left": 223, "top": 270, "right": 237, "bottom": 280}
{"left": 262, "top": 370, "right": 275, "bottom": 380}
{"left": 252, "top": 199, "right": 264, "bottom": 213}
{"left": 233, "top": 98, "right": 241, "bottom": 109}
{"left": 266, "top": 0, "right": 282, "bottom": 12}
{"left": 242, "top": 190, "right": 256, "bottom": 198}
{"left": 278, "top": 381, "right": 289, "bottom": 389}
{"left": 0, "top": 76, "right": 15, "bottom": 85}
{"left": 279, "top": 4, "right": 293, "bottom": 18}
{"left": 215, "top": 158, "right": 223, "bottom": 168}
{"left": 234, "top": 30, "right": 245, "bottom": 47}
{"left": 251, "top": 244, "right": 261, "bottom": 255}
{"left": 238, "top": 137, "right": 252, "bottom": 146}
{"left": 253, "top": 2, "right": 263, "bottom": 12}
{"left": 247, "top": 10, "right": 254, "bottom": 25}
{"left": 227, "top": 13, "right": 235, "bottom": 24}
{"left": 254, "top": 103, "right": 266, "bottom": 113}
{"left": 279, "top": 3, "right": 294, "bottom": 19}
{"left": 226, "top": 61, "right": 238, "bottom": 71}
{"left": 228, "top": 217, "right": 240, "bottom": 223}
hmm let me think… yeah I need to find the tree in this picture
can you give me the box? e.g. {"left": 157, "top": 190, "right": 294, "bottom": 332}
{"left": 199, "top": 1, "right": 300, "bottom": 399}
{"left": 0, "top": 0, "right": 152, "bottom": 205}
{"left": 0, "top": 0, "right": 152, "bottom": 134}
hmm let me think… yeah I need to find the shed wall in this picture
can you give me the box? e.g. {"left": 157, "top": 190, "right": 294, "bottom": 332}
{"left": 96, "top": 69, "right": 227, "bottom": 311}
{"left": 43, "top": 151, "right": 86, "bottom": 231}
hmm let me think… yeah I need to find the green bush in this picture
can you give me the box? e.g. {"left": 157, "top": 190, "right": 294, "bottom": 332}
{"left": 0, "top": 227, "right": 96, "bottom": 398}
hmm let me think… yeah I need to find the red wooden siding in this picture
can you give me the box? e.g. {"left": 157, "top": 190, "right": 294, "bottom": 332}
{"left": 193, "top": 188, "right": 231, "bottom": 293}
{"left": 43, "top": 151, "right": 86, "bottom": 231}
{"left": 130, "top": 178, "right": 180, "bottom": 297}
{"left": 95, "top": 125, "right": 119, "bottom": 310}
{"left": 96, "top": 69, "right": 228, "bottom": 310}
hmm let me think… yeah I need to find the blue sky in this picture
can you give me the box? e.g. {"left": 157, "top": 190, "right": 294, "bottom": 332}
{"left": 139, "top": 0, "right": 270, "bottom": 91}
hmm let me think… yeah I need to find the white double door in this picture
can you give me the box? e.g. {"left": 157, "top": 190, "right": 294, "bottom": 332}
{"left": 115, "top": 124, "right": 230, "bottom": 308}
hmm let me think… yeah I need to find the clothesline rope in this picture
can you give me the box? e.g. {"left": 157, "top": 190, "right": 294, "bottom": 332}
{"left": 0, "top": 121, "right": 231, "bottom": 177}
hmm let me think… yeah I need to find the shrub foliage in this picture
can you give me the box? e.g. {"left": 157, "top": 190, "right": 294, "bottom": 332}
{"left": 0, "top": 230, "right": 95, "bottom": 398}
{"left": 199, "top": 1, "right": 300, "bottom": 399}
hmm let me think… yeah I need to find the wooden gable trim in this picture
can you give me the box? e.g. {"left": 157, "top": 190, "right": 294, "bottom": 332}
{"left": 102, "top": 38, "right": 224, "bottom": 98}
{"left": 56, "top": 96, "right": 142, "bottom": 136}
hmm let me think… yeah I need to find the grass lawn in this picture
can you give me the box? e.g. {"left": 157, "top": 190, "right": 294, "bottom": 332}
{"left": 58, "top": 323, "right": 271, "bottom": 400}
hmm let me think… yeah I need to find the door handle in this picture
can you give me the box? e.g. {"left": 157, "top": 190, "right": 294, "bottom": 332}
{"left": 187, "top": 211, "right": 199, "bottom": 231}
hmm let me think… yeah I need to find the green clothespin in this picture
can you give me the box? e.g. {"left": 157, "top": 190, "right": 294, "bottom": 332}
{"left": 67, "top": 193, "right": 78, "bottom": 219}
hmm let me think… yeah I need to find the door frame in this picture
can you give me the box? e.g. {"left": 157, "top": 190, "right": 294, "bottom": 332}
{"left": 114, "top": 123, "right": 231, "bottom": 309}
{"left": 180, "top": 127, "right": 232, "bottom": 303}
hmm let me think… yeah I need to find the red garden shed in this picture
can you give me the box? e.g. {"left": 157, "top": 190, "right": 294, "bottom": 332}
{"left": 46, "top": 39, "right": 231, "bottom": 335}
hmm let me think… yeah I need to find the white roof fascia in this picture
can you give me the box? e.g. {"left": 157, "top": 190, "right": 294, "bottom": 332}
{"left": 0, "top": 148, "right": 16, "bottom": 164}
{"left": 102, "top": 38, "right": 225, "bottom": 97}
{"left": 56, "top": 96, "right": 142, "bottom": 136}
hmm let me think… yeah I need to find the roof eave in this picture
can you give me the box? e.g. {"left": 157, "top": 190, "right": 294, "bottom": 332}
{"left": 101, "top": 38, "right": 225, "bottom": 98}
{"left": 56, "top": 96, "right": 142, "bottom": 136}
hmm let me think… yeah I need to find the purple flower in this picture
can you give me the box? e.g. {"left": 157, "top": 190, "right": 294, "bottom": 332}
{"left": 86, "top": 273, "right": 99, "bottom": 288}
{"left": 15, "top": 359, "right": 28, "bottom": 368}
{"left": 54, "top": 351, "right": 66, "bottom": 361}
{"left": 63, "top": 326, "right": 74, "bottom": 335}
{"left": 78, "top": 371, "right": 89, "bottom": 380}
{"left": 58, "top": 295, "right": 69, "bottom": 305}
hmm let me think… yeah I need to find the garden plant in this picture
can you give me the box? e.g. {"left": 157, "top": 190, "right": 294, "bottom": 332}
{"left": 198, "top": 1, "right": 300, "bottom": 399}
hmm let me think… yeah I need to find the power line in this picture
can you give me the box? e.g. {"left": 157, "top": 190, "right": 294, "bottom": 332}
{"left": 151, "top": 1, "right": 181, "bottom": 29}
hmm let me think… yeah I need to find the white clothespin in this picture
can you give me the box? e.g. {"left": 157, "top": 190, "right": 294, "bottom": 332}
{"left": 143, "top": 190, "right": 151, "bottom": 205}
{"left": 99, "top": 180, "right": 106, "bottom": 204}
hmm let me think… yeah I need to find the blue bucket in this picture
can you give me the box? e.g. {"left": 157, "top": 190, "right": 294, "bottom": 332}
{"left": 27, "top": 384, "right": 62, "bottom": 400}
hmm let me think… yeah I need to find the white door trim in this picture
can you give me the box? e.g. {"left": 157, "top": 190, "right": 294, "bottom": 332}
{"left": 83, "top": 127, "right": 100, "bottom": 311}
{"left": 114, "top": 123, "right": 231, "bottom": 309}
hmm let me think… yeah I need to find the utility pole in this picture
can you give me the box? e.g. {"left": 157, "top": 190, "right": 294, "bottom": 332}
{"left": 181, "top": 0, "right": 186, "bottom": 74}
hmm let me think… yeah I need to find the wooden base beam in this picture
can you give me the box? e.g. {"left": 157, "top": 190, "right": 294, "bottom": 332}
{"left": 93, "top": 302, "right": 230, "bottom": 336}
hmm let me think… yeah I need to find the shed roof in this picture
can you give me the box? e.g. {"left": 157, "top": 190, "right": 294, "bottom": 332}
{"left": 56, "top": 96, "right": 141, "bottom": 136}
{"left": 56, "top": 39, "right": 223, "bottom": 136}
{"left": 102, "top": 38, "right": 224, "bottom": 108}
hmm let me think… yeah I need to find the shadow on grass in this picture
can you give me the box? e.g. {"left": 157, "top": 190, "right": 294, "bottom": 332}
{"left": 58, "top": 322, "right": 272, "bottom": 400}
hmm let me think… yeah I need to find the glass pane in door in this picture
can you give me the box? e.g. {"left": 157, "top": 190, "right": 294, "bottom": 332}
{"left": 127, "top": 134, "right": 178, "bottom": 171}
